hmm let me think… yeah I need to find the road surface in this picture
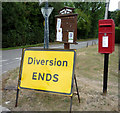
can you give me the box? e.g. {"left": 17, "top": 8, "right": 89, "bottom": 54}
{"left": 2, "top": 39, "right": 98, "bottom": 74}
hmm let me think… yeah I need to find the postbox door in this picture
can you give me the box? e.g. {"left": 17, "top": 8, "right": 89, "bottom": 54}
{"left": 99, "top": 33, "right": 113, "bottom": 53}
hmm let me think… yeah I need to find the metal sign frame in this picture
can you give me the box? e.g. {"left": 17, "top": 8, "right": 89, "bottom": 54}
{"left": 15, "top": 48, "right": 80, "bottom": 112}
{"left": 18, "top": 48, "right": 76, "bottom": 96}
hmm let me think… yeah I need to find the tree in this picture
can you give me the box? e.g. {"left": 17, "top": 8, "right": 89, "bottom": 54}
{"left": 2, "top": 2, "right": 105, "bottom": 48}
{"left": 2, "top": 2, "right": 64, "bottom": 47}
{"left": 72, "top": 2, "right": 105, "bottom": 39}
{"left": 2, "top": 2, "right": 29, "bottom": 47}
{"left": 116, "top": 10, "right": 120, "bottom": 26}
{"left": 110, "top": 11, "right": 118, "bottom": 26}
{"left": 109, "top": 10, "right": 120, "bottom": 27}
{"left": 75, "top": 8, "right": 91, "bottom": 39}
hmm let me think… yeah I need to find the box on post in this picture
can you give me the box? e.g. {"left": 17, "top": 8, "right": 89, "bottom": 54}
{"left": 55, "top": 7, "right": 78, "bottom": 44}
{"left": 98, "top": 19, "right": 115, "bottom": 54}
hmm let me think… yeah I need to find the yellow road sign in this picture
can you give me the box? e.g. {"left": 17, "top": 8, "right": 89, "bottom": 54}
{"left": 19, "top": 49, "right": 76, "bottom": 96}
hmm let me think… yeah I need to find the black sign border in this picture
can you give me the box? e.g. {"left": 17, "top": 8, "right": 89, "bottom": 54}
{"left": 19, "top": 48, "right": 76, "bottom": 96}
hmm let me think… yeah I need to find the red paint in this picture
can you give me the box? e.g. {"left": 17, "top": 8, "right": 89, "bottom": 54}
{"left": 98, "top": 19, "right": 115, "bottom": 54}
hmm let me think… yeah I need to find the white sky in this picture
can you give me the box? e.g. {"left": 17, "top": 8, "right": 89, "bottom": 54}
{"left": 109, "top": 0, "right": 120, "bottom": 11}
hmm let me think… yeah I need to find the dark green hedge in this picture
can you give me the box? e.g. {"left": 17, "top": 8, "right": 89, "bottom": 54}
{"left": 115, "top": 27, "right": 120, "bottom": 43}
{"left": 2, "top": 2, "right": 65, "bottom": 48}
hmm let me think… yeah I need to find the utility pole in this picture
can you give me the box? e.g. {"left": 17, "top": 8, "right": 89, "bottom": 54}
{"left": 104, "top": 0, "right": 110, "bottom": 19}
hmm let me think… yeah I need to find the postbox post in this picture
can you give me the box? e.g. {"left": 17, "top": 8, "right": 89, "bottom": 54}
{"left": 103, "top": 53, "right": 109, "bottom": 94}
{"left": 103, "top": 0, "right": 110, "bottom": 95}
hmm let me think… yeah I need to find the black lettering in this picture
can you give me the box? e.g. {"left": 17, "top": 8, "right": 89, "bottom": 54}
{"left": 36, "top": 59, "right": 41, "bottom": 64}
{"left": 32, "top": 72, "right": 37, "bottom": 80}
{"left": 63, "top": 61, "right": 68, "bottom": 67}
{"left": 41, "top": 60, "right": 45, "bottom": 65}
{"left": 28, "top": 57, "right": 33, "bottom": 64}
{"left": 34, "top": 57, "right": 36, "bottom": 64}
{"left": 28, "top": 57, "right": 68, "bottom": 67}
{"left": 54, "top": 58, "right": 56, "bottom": 66}
{"left": 46, "top": 60, "right": 49, "bottom": 65}
{"left": 53, "top": 74, "right": 59, "bottom": 82}
{"left": 38, "top": 73, "right": 44, "bottom": 80}
{"left": 57, "top": 60, "right": 61, "bottom": 66}
{"left": 49, "top": 60, "right": 53, "bottom": 66}
{"left": 46, "top": 73, "right": 52, "bottom": 81}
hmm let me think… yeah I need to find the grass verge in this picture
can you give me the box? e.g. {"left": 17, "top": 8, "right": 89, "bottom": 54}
{"left": 2, "top": 45, "right": 119, "bottom": 111}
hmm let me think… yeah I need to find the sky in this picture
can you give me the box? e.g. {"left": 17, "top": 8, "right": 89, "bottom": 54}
{"left": 109, "top": 0, "right": 120, "bottom": 11}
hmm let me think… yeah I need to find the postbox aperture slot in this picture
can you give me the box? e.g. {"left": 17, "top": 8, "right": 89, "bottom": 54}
{"left": 99, "top": 24, "right": 112, "bottom": 27}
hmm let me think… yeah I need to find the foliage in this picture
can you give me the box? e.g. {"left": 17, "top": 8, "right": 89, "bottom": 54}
{"left": 116, "top": 11, "right": 120, "bottom": 26}
{"left": 2, "top": 2, "right": 44, "bottom": 47}
{"left": 2, "top": 2, "right": 64, "bottom": 48}
{"left": 115, "top": 27, "right": 120, "bottom": 43}
{"left": 75, "top": 9, "right": 91, "bottom": 39}
{"left": 2, "top": 2, "right": 105, "bottom": 48}
{"left": 107, "top": 10, "right": 120, "bottom": 43}
{"left": 110, "top": 10, "right": 120, "bottom": 27}
{"left": 73, "top": 2, "right": 105, "bottom": 39}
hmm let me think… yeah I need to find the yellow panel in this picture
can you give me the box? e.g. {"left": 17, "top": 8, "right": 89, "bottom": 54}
{"left": 19, "top": 49, "right": 76, "bottom": 96}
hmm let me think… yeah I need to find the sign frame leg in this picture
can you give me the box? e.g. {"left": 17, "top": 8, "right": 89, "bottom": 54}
{"left": 69, "top": 72, "right": 74, "bottom": 113}
{"left": 74, "top": 74, "right": 80, "bottom": 103}
{"left": 15, "top": 88, "right": 20, "bottom": 107}
{"left": 70, "top": 96, "right": 73, "bottom": 113}
{"left": 15, "top": 48, "right": 24, "bottom": 107}
{"left": 69, "top": 74, "right": 80, "bottom": 112}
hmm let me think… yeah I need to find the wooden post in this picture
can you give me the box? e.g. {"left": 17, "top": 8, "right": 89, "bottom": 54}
{"left": 64, "top": 43, "right": 70, "bottom": 49}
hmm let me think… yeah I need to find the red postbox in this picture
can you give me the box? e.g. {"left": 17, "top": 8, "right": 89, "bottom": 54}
{"left": 98, "top": 19, "right": 115, "bottom": 54}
